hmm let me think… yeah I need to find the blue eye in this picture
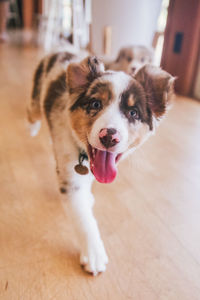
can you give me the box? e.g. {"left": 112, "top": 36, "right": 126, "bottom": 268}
{"left": 90, "top": 99, "right": 102, "bottom": 110}
{"left": 129, "top": 108, "right": 139, "bottom": 119}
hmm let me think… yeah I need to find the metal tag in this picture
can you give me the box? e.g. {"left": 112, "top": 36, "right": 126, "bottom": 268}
{"left": 74, "top": 164, "right": 89, "bottom": 175}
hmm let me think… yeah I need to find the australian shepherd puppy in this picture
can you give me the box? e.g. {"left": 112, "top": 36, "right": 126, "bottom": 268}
{"left": 105, "top": 45, "right": 154, "bottom": 75}
{"left": 28, "top": 52, "right": 174, "bottom": 275}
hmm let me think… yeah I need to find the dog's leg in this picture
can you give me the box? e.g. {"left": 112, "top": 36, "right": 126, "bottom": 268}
{"left": 27, "top": 59, "right": 45, "bottom": 136}
{"left": 60, "top": 167, "right": 108, "bottom": 276}
{"left": 48, "top": 111, "right": 108, "bottom": 275}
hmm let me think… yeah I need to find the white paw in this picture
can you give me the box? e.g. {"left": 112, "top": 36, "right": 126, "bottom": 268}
{"left": 80, "top": 239, "right": 108, "bottom": 276}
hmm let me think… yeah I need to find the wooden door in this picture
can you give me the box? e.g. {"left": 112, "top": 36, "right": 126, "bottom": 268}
{"left": 161, "top": 0, "right": 200, "bottom": 97}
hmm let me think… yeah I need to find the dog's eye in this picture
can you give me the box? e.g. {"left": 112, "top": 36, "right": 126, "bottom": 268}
{"left": 128, "top": 108, "right": 139, "bottom": 120}
{"left": 127, "top": 56, "right": 132, "bottom": 62}
{"left": 90, "top": 99, "right": 102, "bottom": 110}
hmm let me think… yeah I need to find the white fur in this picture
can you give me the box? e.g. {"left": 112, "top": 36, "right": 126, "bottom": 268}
{"left": 88, "top": 72, "right": 151, "bottom": 155}
{"left": 29, "top": 55, "right": 171, "bottom": 276}
{"left": 61, "top": 169, "right": 108, "bottom": 275}
{"left": 88, "top": 72, "right": 130, "bottom": 152}
{"left": 89, "top": 101, "right": 129, "bottom": 153}
{"left": 29, "top": 55, "right": 110, "bottom": 274}
{"left": 29, "top": 120, "right": 41, "bottom": 137}
{"left": 102, "top": 71, "right": 130, "bottom": 96}
{"left": 39, "top": 69, "right": 152, "bottom": 275}
{"left": 42, "top": 92, "right": 108, "bottom": 275}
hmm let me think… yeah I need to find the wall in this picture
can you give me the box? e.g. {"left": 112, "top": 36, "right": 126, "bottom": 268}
{"left": 91, "top": 0, "right": 162, "bottom": 57}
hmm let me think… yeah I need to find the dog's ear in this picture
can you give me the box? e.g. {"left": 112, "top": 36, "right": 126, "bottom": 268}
{"left": 115, "top": 49, "right": 126, "bottom": 62}
{"left": 116, "top": 47, "right": 134, "bottom": 63}
{"left": 134, "top": 65, "right": 175, "bottom": 118}
{"left": 66, "top": 56, "right": 104, "bottom": 94}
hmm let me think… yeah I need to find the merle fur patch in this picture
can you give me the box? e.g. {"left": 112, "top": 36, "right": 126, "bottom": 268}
{"left": 120, "top": 80, "right": 153, "bottom": 130}
{"left": 32, "top": 59, "right": 44, "bottom": 100}
{"left": 46, "top": 54, "right": 59, "bottom": 73}
{"left": 60, "top": 52, "right": 75, "bottom": 62}
{"left": 44, "top": 72, "right": 67, "bottom": 124}
{"left": 134, "top": 65, "right": 174, "bottom": 118}
{"left": 70, "top": 82, "right": 113, "bottom": 115}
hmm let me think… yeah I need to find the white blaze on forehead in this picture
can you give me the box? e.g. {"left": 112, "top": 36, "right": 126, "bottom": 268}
{"left": 88, "top": 72, "right": 132, "bottom": 152}
{"left": 87, "top": 71, "right": 131, "bottom": 100}
{"left": 101, "top": 71, "right": 131, "bottom": 100}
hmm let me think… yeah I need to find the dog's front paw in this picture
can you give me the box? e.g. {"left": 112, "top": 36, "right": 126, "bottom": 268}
{"left": 80, "top": 238, "right": 108, "bottom": 276}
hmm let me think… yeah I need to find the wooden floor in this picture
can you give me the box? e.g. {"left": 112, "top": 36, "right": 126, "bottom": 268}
{"left": 0, "top": 44, "right": 200, "bottom": 300}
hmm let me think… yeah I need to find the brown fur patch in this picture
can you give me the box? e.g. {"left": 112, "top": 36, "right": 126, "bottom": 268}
{"left": 134, "top": 65, "right": 174, "bottom": 118}
{"left": 66, "top": 56, "right": 103, "bottom": 95}
{"left": 70, "top": 81, "right": 113, "bottom": 112}
{"left": 46, "top": 52, "right": 75, "bottom": 74}
{"left": 27, "top": 104, "right": 40, "bottom": 124}
{"left": 32, "top": 59, "right": 44, "bottom": 100}
{"left": 88, "top": 81, "right": 113, "bottom": 104}
{"left": 93, "top": 89, "right": 110, "bottom": 102}
{"left": 127, "top": 94, "right": 135, "bottom": 107}
{"left": 44, "top": 72, "right": 67, "bottom": 126}
{"left": 29, "top": 60, "right": 44, "bottom": 123}
{"left": 116, "top": 47, "right": 134, "bottom": 63}
{"left": 46, "top": 54, "right": 59, "bottom": 73}
{"left": 120, "top": 79, "right": 153, "bottom": 129}
{"left": 70, "top": 109, "right": 93, "bottom": 144}
{"left": 60, "top": 52, "right": 75, "bottom": 62}
{"left": 69, "top": 82, "right": 113, "bottom": 144}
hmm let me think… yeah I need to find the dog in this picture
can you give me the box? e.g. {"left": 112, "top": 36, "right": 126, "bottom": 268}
{"left": 105, "top": 45, "right": 154, "bottom": 75}
{"left": 28, "top": 51, "right": 174, "bottom": 275}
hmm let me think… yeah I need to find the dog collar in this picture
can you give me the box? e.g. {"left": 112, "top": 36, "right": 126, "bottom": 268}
{"left": 74, "top": 150, "right": 89, "bottom": 175}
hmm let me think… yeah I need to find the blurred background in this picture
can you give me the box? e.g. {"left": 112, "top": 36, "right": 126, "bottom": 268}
{"left": 1, "top": 1, "right": 200, "bottom": 298}
{"left": 0, "top": 0, "right": 200, "bottom": 99}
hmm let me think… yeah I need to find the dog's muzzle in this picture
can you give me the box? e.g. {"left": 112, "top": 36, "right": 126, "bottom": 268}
{"left": 99, "top": 128, "right": 120, "bottom": 149}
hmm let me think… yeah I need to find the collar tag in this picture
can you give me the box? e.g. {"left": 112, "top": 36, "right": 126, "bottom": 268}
{"left": 74, "top": 151, "right": 89, "bottom": 175}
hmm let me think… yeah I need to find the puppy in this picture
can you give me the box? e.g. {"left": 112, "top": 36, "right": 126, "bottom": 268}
{"left": 28, "top": 51, "right": 174, "bottom": 275}
{"left": 105, "top": 45, "right": 154, "bottom": 74}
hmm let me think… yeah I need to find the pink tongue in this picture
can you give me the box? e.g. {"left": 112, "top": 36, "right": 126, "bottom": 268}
{"left": 91, "top": 149, "right": 117, "bottom": 183}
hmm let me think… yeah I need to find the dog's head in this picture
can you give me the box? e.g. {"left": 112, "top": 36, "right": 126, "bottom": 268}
{"left": 113, "top": 46, "right": 154, "bottom": 74}
{"left": 66, "top": 56, "right": 174, "bottom": 183}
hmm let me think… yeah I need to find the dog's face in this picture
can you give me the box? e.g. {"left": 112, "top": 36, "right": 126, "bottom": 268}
{"left": 115, "top": 46, "right": 153, "bottom": 74}
{"left": 66, "top": 56, "right": 174, "bottom": 183}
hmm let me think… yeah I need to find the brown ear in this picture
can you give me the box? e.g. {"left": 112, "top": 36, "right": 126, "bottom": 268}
{"left": 134, "top": 64, "right": 175, "bottom": 118}
{"left": 115, "top": 47, "right": 134, "bottom": 63}
{"left": 115, "top": 49, "right": 126, "bottom": 62}
{"left": 66, "top": 56, "right": 104, "bottom": 94}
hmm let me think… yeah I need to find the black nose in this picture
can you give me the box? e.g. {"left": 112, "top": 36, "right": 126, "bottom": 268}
{"left": 99, "top": 128, "right": 120, "bottom": 149}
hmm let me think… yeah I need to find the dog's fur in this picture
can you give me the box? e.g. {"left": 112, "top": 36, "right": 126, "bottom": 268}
{"left": 28, "top": 51, "right": 174, "bottom": 275}
{"left": 105, "top": 45, "right": 154, "bottom": 75}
